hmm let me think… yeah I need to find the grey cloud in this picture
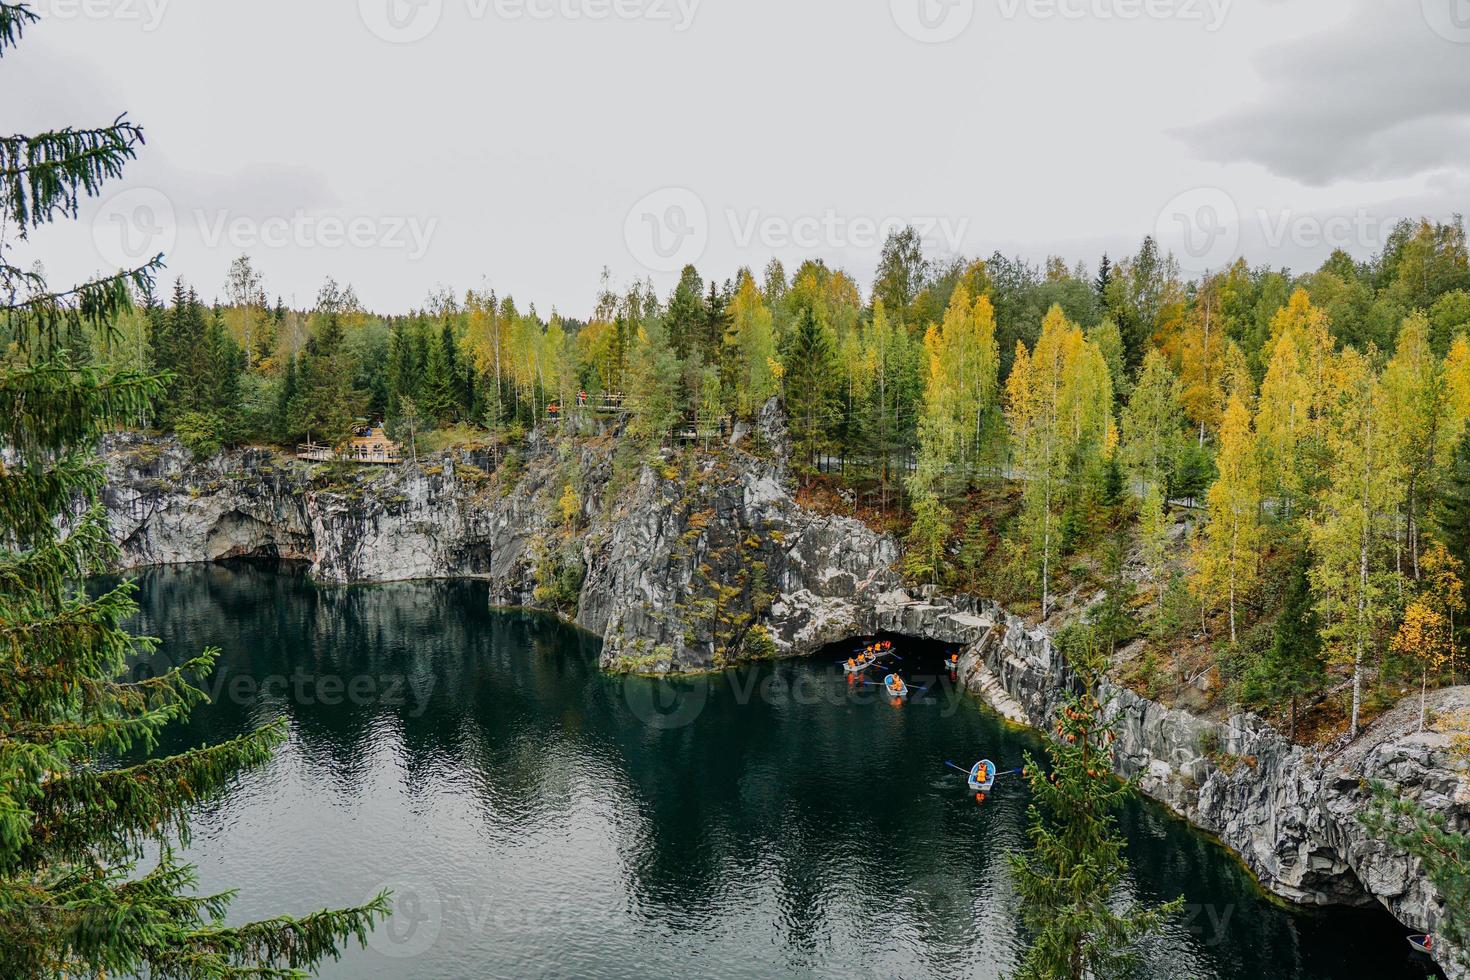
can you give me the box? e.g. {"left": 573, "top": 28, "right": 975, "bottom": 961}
{"left": 1174, "top": 4, "right": 1470, "bottom": 185}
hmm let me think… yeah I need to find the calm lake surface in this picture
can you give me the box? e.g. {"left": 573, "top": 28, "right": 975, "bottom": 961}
{"left": 129, "top": 563, "right": 1434, "bottom": 979}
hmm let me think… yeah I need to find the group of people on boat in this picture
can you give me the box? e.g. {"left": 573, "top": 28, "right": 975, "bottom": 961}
{"left": 844, "top": 640, "right": 893, "bottom": 673}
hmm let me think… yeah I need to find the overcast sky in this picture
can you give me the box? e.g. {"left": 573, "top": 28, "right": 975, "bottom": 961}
{"left": 10, "top": 0, "right": 1470, "bottom": 315}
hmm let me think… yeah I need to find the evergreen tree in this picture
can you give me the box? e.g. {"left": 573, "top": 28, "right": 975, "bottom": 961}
{"left": 1243, "top": 550, "right": 1325, "bottom": 739}
{"left": 665, "top": 264, "right": 705, "bottom": 362}
{"left": 782, "top": 304, "right": 837, "bottom": 475}
{"left": 1011, "top": 636, "right": 1182, "bottom": 979}
{"left": 286, "top": 311, "right": 361, "bottom": 446}
{"left": 1436, "top": 425, "right": 1470, "bottom": 625}
{"left": 420, "top": 321, "right": 458, "bottom": 423}
{"left": 903, "top": 490, "right": 952, "bottom": 586}
{"left": 0, "top": 7, "right": 385, "bottom": 974}
{"left": 1361, "top": 787, "right": 1470, "bottom": 971}
{"left": 626, "top": 317, "right": 682, "bottom": 445}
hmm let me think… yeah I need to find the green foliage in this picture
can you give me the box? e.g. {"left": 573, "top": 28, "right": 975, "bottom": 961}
{"left": 533, "top": 537, "right": 585, "bottom": 614}
{"left": 903, "top": 490, "right": 952, "bottom": 587}
{"left": 1239, "top": 551, "right": 1325, "bottom": 738}
{"left": 0, "top": 20, "right": 385, "bottom": 975}
{"left": 782, "top": 304, "right": 837, "bottom": 473}
{"left": 1361, "top": 784, "right": 1470, "bottom": 969}
{"left": 174, "top": 409, "right": 226, "bottom": 459}
{"left": 1011, "top": 637, "right": 1183, "bottom": 979}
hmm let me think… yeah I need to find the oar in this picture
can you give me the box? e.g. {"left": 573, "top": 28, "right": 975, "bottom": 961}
{"left": 944, "top": 761, "right": 974, "bottom": 776}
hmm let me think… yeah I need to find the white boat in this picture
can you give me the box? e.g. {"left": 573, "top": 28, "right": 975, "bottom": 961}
{"left": 968, "top": 759, "right": 997, "bottom": 793}
{"left": 884, "top": 675, "right": 911, "bottom": 699}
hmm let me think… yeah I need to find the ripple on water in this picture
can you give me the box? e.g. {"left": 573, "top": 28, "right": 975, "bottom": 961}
{"left": 123, "top": 568, "right": 1434, "bottom": 980}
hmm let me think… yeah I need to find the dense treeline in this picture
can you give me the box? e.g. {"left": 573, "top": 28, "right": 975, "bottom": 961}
{"left": 106, "top": 216, "right": 1470, "bottom": 741}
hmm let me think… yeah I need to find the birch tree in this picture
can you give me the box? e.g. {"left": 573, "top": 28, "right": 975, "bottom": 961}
{"left": 1308, "top": 350, "right": 1402, "bottom": 739}
{"left": 1194, "top": 394, "right": 1262, "bottom": 644}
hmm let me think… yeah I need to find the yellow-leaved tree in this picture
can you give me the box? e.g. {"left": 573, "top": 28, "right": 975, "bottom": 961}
{"left": 1194, "top": 394, "right": 1262, "bottom": 644}
{"left": 1308, "top": 350, "right": 1403, "bottom": 738}
{"left": 1005, "top": 305, "right": 1113, "bottom": 617}
{"left": 914, "top": 283, "right": 1000, "bottom": 490}
{"left": 1381, "top": 313, "right": 1449, "bottom": 580}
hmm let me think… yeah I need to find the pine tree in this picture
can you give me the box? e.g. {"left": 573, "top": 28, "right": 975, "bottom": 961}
{"left": 782, "top": 304, "right": 837, "bottom": 475}
{"left": 1361, "top": 787, "right": 1470, "bottom": 971}
{"left": 1436, "top": 426, "right": 1470, "bottom": 634}
{"left": 1243, "top": 550, "right": 1325, "bottom": 739}
{"left": 0, "top": 7, "right": 386, "bottom": 974}
{"left": 1011, "top": 636, "right": 1182, "bottom": 979}
{"left": 904, "top": 490, "right": 952, "bottom": 586}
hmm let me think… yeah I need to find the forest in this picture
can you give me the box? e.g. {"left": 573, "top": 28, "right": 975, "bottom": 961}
{"left": 74, "top": 218, "right": 1470, "bottom": 744}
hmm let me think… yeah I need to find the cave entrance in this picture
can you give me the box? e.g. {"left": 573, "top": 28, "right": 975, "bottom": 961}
{"left": 817, "top": 632, "right": 961, "bottom": 674}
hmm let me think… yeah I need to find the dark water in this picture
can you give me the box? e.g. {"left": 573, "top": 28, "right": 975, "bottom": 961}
{"left": 127, "top": 563, "right": 1435, "bottom": 979}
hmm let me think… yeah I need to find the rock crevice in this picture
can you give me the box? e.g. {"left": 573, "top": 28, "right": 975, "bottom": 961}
{"left": 101, "top": 424, "right": 1466, "bottom": 972}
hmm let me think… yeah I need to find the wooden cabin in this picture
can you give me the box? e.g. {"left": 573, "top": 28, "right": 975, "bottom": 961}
{"left": 345, "top": 426, "right": 403, "bottom": 464}
{"left": 296, "top": 425, "right": 403, "bottom": 465}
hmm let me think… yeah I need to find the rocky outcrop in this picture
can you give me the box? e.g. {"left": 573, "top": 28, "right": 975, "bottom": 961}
{"left": 892, "top": 594, "right": 1469, "bottom": 977}
{"left": 101, "top": 418, "right": 1467, "bottom": 973}
{"left": 102, "top": 433, "right": 525, "bottom": 584}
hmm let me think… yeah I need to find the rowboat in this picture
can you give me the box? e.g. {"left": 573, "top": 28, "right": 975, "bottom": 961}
{"left": 1408, "top": 935, "right": 1434, "bottom": 956}
{"left": 884, "top": 674, "right": 911, "bottom": 698}
{"left": 843, "top": 657, "right": 878, "bottom": 675}
{"left": 969, "top": 759, "right": 997, "bottom": 793}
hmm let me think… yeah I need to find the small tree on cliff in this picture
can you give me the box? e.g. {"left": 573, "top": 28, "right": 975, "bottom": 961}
{"left": 0, "top": 7, "right": 385, "bottom": 975}
{"left": 1361, "top": 785, "right": 1470, "bottom": 970}
{"left": 1010, "top": 628, "right": 1183, "bottom": 980}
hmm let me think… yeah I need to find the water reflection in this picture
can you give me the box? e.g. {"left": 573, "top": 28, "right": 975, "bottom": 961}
{"left": 124, "top": 565, "right": 1430, "bottom": 980}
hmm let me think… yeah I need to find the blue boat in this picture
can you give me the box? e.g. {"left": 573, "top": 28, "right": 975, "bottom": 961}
{"left": 969, "top": 759, "right": 997, "bottom": 794}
